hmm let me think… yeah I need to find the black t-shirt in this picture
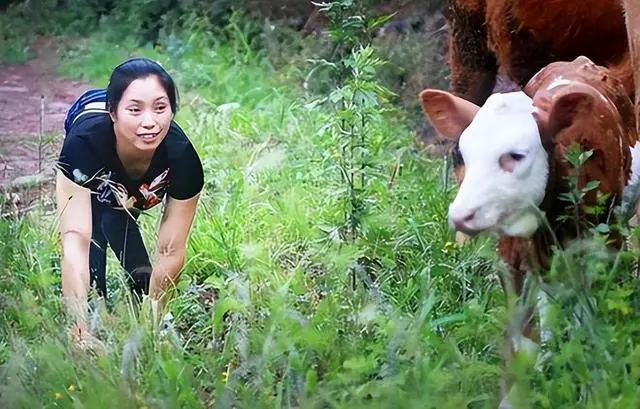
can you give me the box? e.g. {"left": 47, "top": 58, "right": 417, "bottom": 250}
{"left": 57, "top": 112, "right": 204, "bottom": 213}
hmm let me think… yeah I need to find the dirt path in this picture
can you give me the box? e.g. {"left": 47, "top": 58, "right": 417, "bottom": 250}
{"left": 0, "top": 36, "right": 90, "bottom": 188}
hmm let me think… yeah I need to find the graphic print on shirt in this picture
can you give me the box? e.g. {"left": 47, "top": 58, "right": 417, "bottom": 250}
{"left": 94, "top": 169, "right": 132, "bottom": 208}
{"left": 139, "top": 168, "right": 170, "bottom": 210}
{"left": 88, "top": 167, "right": 171, "bottom": 211}
{"left": 60, "top": 163, "right": 128, "bottom": 209}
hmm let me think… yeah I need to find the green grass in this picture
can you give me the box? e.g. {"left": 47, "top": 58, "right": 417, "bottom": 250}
{"left": 3, "top": 14, "right": 640, "bottom": 409}
{"left": 0, "top": 12, "right": 33, "bottom": 65}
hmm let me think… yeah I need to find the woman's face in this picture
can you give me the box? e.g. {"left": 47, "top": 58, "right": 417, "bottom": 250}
{"left": 110, "top": 75, "right": 174, "bottom": 154}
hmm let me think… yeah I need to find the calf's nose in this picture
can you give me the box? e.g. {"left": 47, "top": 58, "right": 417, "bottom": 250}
{"left": 448, "top": 207, "right": 477, "bottom": 231}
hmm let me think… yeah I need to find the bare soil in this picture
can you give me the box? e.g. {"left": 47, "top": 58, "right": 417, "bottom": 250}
{"left": 0, "top": 36, "right": 90, "bottom": 186}
{"left": 0, "top": 36, "right": 91, "bottom": 215}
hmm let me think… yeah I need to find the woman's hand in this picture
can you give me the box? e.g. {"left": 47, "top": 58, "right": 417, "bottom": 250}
{"left": 68, "top": 321, "right": 108, "bottom": 356}
{"left": 148, "top": 193, "right": 200, "bottom": 308}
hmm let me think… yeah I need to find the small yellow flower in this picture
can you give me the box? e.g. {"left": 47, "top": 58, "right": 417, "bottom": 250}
{"left": 55, "top": 392, "right": 63, "bottom": 400}
{"left": 442, "top": 241, "right": 457, "bottom": 254}
{"left": 67, "top": 384, "right": 76, "bottom": 392}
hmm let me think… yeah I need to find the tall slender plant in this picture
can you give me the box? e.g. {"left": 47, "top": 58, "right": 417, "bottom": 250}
{"left": 307, "top": 0, "right": 395, "bottom": 289}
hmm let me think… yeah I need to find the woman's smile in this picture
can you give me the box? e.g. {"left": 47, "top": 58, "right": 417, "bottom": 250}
{"left": 138, "top": 131, "right": 161, "bottom": 142}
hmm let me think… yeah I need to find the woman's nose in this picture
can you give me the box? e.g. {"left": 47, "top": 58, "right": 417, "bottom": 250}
{"left": 141, "top": 111, "right": 156, "bottom": 128}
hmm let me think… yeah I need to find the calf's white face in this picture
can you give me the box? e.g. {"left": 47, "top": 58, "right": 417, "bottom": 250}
{"left": 419, "top": 90, "right": 549, "bottom": 237}
{"left": 451, "top": 92, "right": 549, "bottom": 237}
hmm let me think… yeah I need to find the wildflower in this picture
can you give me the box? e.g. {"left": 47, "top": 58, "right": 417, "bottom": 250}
{"left": 67, "top": 384, "right": 76, "bottom": 392}
{"left": 442, "top": 241, "right": 457, "bottom": 254}
{"left": 55, "top": 392, "right": 63, "bottom": 400}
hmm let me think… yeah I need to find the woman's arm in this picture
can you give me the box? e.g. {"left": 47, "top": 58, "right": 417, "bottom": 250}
{"left": 55, "top": 168, "right": 93, "bottom": 337}
{"left": 148, "top": 193, "right": 200, "bottom": 305}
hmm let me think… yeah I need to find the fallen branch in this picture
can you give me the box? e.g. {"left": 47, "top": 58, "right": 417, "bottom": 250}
{"left": 0, "top": 202, "right": 40, "bottom": 219}
{"left": 2, "top": 173, "right": 49, "bottom": 191}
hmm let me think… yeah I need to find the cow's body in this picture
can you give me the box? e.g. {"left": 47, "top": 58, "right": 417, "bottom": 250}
{"left": 623, "top": 0, "right": 640, "bottom": 133}
{"left": 446, "top": 0, "right": 633, "bottom": 107}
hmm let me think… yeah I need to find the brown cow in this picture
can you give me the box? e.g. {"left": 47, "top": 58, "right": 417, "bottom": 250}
{"left": 621, "top": 0, "right": 640, "bottom": 255}
{"left": 445, "top": 0, "right": 633, "bottom": 107}
{"left": 420, "top": 56, "right": 640, "bottom": 406}
{"left": 623, "top": 0, "right": 640, "bottom": 133}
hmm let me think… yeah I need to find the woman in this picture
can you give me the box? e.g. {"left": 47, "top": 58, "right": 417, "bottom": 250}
{"left": 55, "top": 57, "right": 204, "bottom": 344}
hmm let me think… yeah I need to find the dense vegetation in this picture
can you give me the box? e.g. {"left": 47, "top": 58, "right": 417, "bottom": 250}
{"left": 0, "top": 0, "right": 449, "bottom": 133}
{"left": 2, "top": 1, "right": 640, "bottom": 408}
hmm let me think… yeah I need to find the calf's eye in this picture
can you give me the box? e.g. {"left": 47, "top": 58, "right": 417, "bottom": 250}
{"left": 499, "top": 151, "right": 527, "bottom": 172}
{"left": 509, "top": 152, "right": 526, "bottom": 161}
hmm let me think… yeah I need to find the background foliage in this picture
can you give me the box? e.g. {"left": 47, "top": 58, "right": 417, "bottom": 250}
{"left": 0, "top": 0, "right": 449, "bottom": 138}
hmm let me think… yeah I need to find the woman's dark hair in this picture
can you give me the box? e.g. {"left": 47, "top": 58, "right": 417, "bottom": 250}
{"left": 106, "top": 57, "right": 179, "bottom": 115}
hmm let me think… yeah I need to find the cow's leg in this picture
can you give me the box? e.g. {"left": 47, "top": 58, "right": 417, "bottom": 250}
{"left": 498, "top": 278, "right": 554, "bottom": 409}
{"left": 445, "top": 0, "right": 498, "bottom": 106}
{"left": 496, "top": 238, "right": 547, "bottom": 407}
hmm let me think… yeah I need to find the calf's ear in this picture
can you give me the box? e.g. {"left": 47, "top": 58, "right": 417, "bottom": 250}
{"left": 419, "top": 89, "right": 480, "bottom": 140}
{"left": 532, "top": 83, "right": 596, "bottom": 139}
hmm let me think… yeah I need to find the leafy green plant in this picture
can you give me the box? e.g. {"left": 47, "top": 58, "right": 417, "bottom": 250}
{"left": 306, "top": 1, "right": 398, "bottom": 290}
{"left": 556, "top": 143, "right": 618, "bottom": 242}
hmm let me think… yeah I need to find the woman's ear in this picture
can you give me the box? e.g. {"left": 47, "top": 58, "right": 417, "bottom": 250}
{"left": 108, "top": 107, "right": 117, "bottom": 122}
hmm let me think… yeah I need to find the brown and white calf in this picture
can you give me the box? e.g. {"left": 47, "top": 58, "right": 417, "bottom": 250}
{"left": 441, "top": 0, "right": 639, "bottom": 244}
{"left": 420, "top": 56, "right": 640, "bottom": 404}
